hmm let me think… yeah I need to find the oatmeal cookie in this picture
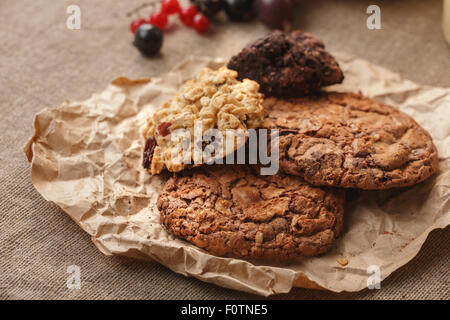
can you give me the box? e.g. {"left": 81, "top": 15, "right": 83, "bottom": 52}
{"left": 157, "top": 165, "right": 345, "bottom": 259}
{"left": 262, "top": 92, "right": 439, "bottom": 189}
{"left": 227, "top": 30, "right": 344, "bottom": 97}
{"left": 143, "top": 66, "right": 264, "bottom": 174}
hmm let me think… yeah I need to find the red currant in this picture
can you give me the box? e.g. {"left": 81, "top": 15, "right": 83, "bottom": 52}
{"left": 130, "top": 18, "right": 147, "bottom": 33}
{"left": 193, "top": 14, "right": 210, "bottom": 33}
{"left": 161, "top": 0, "right": 181, "bottom": 15}
{"left": 150, "top": 11, "right": 168, "bottom": 30}
{"left": 179, "top": 5, "right": 199, "bottom": 27}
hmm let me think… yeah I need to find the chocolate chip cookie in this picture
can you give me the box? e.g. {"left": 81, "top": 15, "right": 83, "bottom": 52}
{"left": 227, "top": 30, "right": 344, "bottom": 97}
{"left": 157, "top": 165, "right": 345, "bottom": 260}
{"left": 263, "top": 92, "right": 439, "bottom": 189}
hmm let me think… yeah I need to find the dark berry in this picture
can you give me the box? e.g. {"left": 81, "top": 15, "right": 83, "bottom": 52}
{"left": 253, "top": 0, "right": 293, "bottom": 29}
{"left": 224, "top": 0, "right": 254, "bottom": 21}
{"left": 130, "top": 18, "right": 147, "bottom": 33}
{"left": 150, "top": 11, "right": 168, "bottom": 30}
{"left": 191, "top": 0, "right": 224, "bottom": 18}
{"left": 193, "top": 14, "right": 210, "bottom": 33}
{"left": 134, "top": 24, "right": 163, "bottom": 57}
{"left": 179, "top": 5, "right": 199, "bottom": 26}
{"left": 143, "top": 137, "right": 157, "bottom": 169}
{"left": 161, "top": 0, "right": 181, "bottom": 15}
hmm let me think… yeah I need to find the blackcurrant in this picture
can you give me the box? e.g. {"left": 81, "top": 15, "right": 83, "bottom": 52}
{"left": 224, "top": 0, "right": 254, "bottom": 21}
{"left": 191, "top": 0, "right": 224, "bottom": 18}
{"left": 134, "top": 24, "right": 163, "bottom": 57}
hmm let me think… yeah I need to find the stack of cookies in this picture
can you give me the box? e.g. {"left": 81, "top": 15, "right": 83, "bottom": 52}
{"left": 142, "top": 31, "right": 439, "bottom": 261}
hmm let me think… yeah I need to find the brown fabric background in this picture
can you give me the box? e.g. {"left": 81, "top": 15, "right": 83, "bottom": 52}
{"left": 1, "top": 0, "right": 449, "bottom": 300}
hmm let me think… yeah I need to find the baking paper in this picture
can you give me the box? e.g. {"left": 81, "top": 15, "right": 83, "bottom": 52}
{"left": 25, "top": 54, "right": 450, "bottom": 296}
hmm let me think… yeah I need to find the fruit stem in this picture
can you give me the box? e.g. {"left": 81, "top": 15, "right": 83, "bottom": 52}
{"left": 126, "top": 1, "right": 160, "bottom": 17}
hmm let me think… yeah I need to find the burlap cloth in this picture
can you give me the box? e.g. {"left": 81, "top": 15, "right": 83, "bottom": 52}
{"left": 1, "top": 0, "right": 449, "bottom": 299}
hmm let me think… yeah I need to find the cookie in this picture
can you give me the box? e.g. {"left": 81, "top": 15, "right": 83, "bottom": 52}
{"left": 227, "top": 30, "right": 344, "bottom": 97}
{"left": 157, "top": 165, "right": 345, "bottom": 260}
{"left": 262, "top": 92, "right": 439, "bottom": 189}
{"left": 142, "top": 66, "right": 264, "bottom": 174}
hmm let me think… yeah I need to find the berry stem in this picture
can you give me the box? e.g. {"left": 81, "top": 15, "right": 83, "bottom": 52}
{"left": 126, "top": 1, "right": 160, "bottom": 18}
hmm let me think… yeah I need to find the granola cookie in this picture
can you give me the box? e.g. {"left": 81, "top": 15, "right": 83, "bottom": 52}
{"left": 262, "top": 92, "right": 439, "bottom": 189}
{"left": 157, "top": 165, "right": 345, "bottom": 260}
{"left": 143, "top": 66, "right": 264, "bottom": 174}
{"left": 227, "top": 30, "right": 344, "bottom": 97}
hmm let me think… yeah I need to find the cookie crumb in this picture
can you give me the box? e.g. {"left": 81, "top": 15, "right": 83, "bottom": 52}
{"left": 337, "top": 258, "right": 348, "bottom": 266}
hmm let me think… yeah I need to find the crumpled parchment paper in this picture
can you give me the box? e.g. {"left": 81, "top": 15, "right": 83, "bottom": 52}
{"left": 25, "top": 54, "right": 450, "bottom": 296}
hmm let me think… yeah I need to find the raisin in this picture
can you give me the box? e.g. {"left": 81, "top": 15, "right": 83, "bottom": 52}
{"left": 143, "top": 137, "right": 157, "bottom": 169}
{"left": 157, "top": 122, "right": 171, "bottom": 136}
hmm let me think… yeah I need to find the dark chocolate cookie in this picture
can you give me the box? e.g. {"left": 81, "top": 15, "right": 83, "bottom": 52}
{"left": 157, "top": 165, "right": 345, "bottom": 260}
{"left": 262, "top": 92, "right": 439, "bottom": 189}
{"left": 227, "top": 30, "right": 344, "bottom": 97}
